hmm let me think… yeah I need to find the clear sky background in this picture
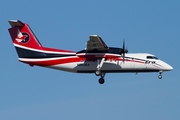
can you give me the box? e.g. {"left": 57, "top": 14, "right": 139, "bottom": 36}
{"left": 0, "top": 0, "right": 179, "bottom": 120}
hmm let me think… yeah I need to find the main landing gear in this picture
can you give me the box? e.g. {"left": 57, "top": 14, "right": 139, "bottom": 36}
{"left": 95, "top": 70, "right": 105, "bottom": 84}
{"left": 99, "top": 77, "right": 104, "bottom": 84}
{"left": 158, "top": 71, "right": 162, "bottom": 79}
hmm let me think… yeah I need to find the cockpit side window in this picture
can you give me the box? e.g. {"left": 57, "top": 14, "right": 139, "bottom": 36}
{"left": 147, "top": 56, "right": 159, "bottom": 60}
{"left": 153, "top": 56, "right": 159, "bottom": 60}
{"left": 147, "top": 56, "right": 153, "bottom": 59}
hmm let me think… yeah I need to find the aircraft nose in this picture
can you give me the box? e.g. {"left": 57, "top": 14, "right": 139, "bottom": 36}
{"left": 164, "top": 63, "right": 173, "bottom": 71}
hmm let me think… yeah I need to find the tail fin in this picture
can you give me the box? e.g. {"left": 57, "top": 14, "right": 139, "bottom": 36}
{"left": 8, "top": 20, "right": 46, "bottom": 58}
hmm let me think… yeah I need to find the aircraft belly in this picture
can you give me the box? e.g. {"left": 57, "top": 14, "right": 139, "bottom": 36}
{"left": 46, "top": 61, "right": 159, "bottom": 73}
{"left": 46, "top": 63, "right": 79, "bottom": 73}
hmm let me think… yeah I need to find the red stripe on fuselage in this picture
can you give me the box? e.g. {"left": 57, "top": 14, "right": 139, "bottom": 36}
{"left": 19, "top": 56, "right": 147, "bottom": 67}
{"left": 77, "top": 54, "right": 120, "bottom": 58}
{"left": 152, "top": 65, "right": 161, "bottom": 69}
{"left": 134, "top": 60, "right": 145, "bottom": 64}
{"left": 20, "top": 57, "right": 84, "bottom": 66}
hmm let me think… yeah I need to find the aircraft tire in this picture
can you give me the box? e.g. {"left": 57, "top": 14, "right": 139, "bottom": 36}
{"left": 99, "top": 78, "right": 105, "bottom": 84}
{"left": 95, "top": 70, "right": 101, "bottom": 76}
{"left": 158, "top": 75, "right": 162, "bottom": 79}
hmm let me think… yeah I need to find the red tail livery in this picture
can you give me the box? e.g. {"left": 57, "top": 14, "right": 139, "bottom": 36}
{"left": 8, "top": 20, "right": 45, "bottom": 58}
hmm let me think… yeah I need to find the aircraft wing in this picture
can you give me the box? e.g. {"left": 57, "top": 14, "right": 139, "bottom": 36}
{"left": 86, "top": 35, "right": 109, "bottom": 51}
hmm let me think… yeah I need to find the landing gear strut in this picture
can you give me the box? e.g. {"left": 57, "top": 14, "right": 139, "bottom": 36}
{"left": 158, "top": 71, "right": 162, "bottom": 79}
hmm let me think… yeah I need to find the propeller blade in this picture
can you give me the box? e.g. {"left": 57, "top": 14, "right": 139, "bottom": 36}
{"left": 122, "top": 39, "right": 125, "bottom": 62}
{"left": 123, "top": 52, "right": 125, "bottom": 62}
{"left": 123, "top": 39, "right": 125, "bottom": 51}
{"left": 120, "top": 39, "right": 128, "bottom": 63}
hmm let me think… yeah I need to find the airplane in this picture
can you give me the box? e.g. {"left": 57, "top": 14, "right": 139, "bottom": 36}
{"left": 8, "top": 20, "right": 173, "bottom": 84}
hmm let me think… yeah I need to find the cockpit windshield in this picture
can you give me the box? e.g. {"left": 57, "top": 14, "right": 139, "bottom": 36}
{"left": 147, "top": 56, "right": 159, "bottom": 60}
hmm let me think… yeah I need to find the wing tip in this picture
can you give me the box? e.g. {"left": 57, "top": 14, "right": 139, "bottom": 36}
{"left": 90, "top": 35, "right": 100, "bottom": 37}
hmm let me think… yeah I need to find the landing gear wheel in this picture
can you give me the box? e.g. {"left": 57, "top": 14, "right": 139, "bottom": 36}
{"left": 99, "top": 78, "right": 105, "bottom": 84}
{"left": 95, "top": 70, "right": 101, "bottom": 76}
{"left": 158, "top": 75, "right": 162, "bottom": 79}
{"left": 158, "top": 71, "right": 163, "bottom": 79}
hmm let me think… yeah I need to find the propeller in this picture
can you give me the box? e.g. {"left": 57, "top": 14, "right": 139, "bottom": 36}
{"left": 121, "top": 39, "right": 128, "bottom": 62}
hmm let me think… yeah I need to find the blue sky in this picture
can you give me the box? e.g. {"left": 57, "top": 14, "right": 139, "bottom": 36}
{"left": 0, "top": 0, "right": 179, "bottom": 119}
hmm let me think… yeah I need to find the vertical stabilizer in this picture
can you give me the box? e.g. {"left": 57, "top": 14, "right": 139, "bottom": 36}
{"left": 8, "top": 20, "right": 45, "bottom": 58}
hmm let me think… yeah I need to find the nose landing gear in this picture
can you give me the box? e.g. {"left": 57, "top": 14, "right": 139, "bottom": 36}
{"left": 158, "top": 71, "right": 162, "bottom": 79}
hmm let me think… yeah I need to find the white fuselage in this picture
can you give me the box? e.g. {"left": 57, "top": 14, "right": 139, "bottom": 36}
{"left": 46, "top": 53, "right": 173, "bottom": 73}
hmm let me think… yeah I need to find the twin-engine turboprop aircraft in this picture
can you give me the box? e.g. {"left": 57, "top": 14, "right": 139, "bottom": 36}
{"left": 8, "top": 20, "right": 173, "bottom": 84}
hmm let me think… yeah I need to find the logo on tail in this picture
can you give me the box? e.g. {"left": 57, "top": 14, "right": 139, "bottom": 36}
{"left": 16, "top": 29, "right": 30, "bottom": 43}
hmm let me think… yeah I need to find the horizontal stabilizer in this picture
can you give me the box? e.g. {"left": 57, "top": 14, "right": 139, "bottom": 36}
{"left": 8, "top": 20, "right": 24, "bottom": 27}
